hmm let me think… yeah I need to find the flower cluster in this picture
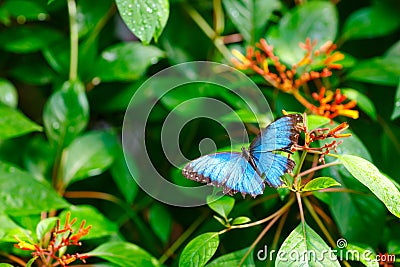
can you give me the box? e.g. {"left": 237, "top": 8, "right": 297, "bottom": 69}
{"left": 232, "top": 38, "right": 358, "bottom": 120}
{"left": 14, "top": 212, "right": 91, "bottom": 267}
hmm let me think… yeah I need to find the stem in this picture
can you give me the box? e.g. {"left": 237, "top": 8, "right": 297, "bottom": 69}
{"left": 298, "top": 161, "right": 341, "bottom": 177}
{"left": 294, "top": 150, "right": 308, "bottom": 187}
{"left": 296, "top": 192, "right": 307, "bottom": 242}
{"left": 239, "top": 213, "right": 282, "bottom": 266}
{"left": 0, "top": 252, "right": 27, "bottom": 266}
{"left": 303, "top": 198, "right": 335, "bottom": 247}
{"left": 67, "top": 0, "right": 79, "bottom": 82}
{"left": 158, "top": 211, "right": 209, "bottom": 264}
{"left": 213, "top": 0, "right": 224, "bottom": 35}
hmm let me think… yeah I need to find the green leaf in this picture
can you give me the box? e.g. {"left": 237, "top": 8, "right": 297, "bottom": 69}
{"left": 0, "top": 264, "right": 15, "bottom": 267}
{"left": 115, "top": 0, "right": 169, "bottom": 44}
{"left": 10, "top": 56, "right": 56, "bottom": 85}
{"left": 76, "top": 0, "right": 113, "bottom": 38}
{"left": 342, "top": 5, "right": 400, "bottom": 41}
{"left": 0, "top": 79, "right": 17, "bottom": 108}
{"left": 347, "top": 57, "right": 400, "bottom": 86}
{"left": 223, "top": 0, "right": 280, "bottom": 44}
{"left": 303, "top": 177, "right": 341, "bottom": 192}
{"left": 385, "top": 40, "right": 400, "bottom": 58}
{"left": 306, "top": 115, "right": 330, "bottom": 130}
{"left": 43, "top": 80, "right": 89, "bottom": 147}
{"left": 1, "top": 0, "right": 48, "bottom": 21}
{"left": 206, "top": 247, "right": 255, "bottom": 267}
{"left": 0, "top": 162, "right": 69, "bottom": 215}
{"left": 391, "top": 81, "right": 400, "bottom": 120}
{"left": 149, "top": 204, "right": 172, "bottom": 244}
{"left": 341, "top": 88, "right": 377, "bottom": 121}
{"left": 110, "top": 148, "right": 138, "bottom": 203}
{"left": 62, "top": 131, "right": 117, "bottom": 186}
{"left": 94, "top": 42, "right": 165, "bottom": 82}
{"left": 0, "top": 213, "right": 30, "bottom": 242}
{"left": 232, "top": 216, "right": 251, "bottom": 225}
{"left": 23, "top": 136, "right": 55, "bottom": 181}
{"left": 206, "top": 195, "right": 235, "bottom": 219}
{"left": 339, "top": 155, "right": 400, "bottom": 218}
{"left": 0, "top": 105, "right": 42, "bottom": 140}
{"left": 36, "top": 217, "right": 58, "bottom": 242}
{"left": 179, "top": 232, "right": 220, "bottom": 267}
{"left": 0, "top": 25, "right": 63, "bottom": 53}
{"left": 344, "top": 243, "right": 378, "bottom": 267}
{"left": 59, "top": 205, "right": 118, "bottom": 240}
{"left": 266, "top": 1, "right": 337, "bottom": 65}
{"left": 88, "top": 241, "right": 160, "bottom": 267}
{"left": 276, "top": 223, "right": 340, "bottom": 266}
{"left": 25, "top": 257, "right": 37, "bottom": 267}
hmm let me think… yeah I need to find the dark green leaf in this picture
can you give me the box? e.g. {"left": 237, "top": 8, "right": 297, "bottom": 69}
{"left": 25, "top": 257, "right": 37, "bottom": 267}
{"left": 232, "top": 216, "right": 251, "bottom": 225}
{"left": 385, "top": 40, "right": 400, "bottom": 58}
{"left": 0, "top": 162, "right": 69, "bottom": 215}
{"left": 36, "top": 217, "right": 58, "bottom": 242}
{"left": 149, "top": 204, "right": 172, "bottom": 244}
{"left": 94, "top": 42, "right": 165, "bottom": 82}
{"left": 0, "top": 79, "right": 17, "bottom": 108}
{"left": 276, "top": 223, "right": 340, "bottom": 266}
{"left": 207, "top": 195, "right": 235, "bottom": 219}
{"left": 110, "top": 148, "right": 138, "bottom": 203}
{"left": 341, "top": 88, "right": 377, "bottom": 121}
{"left": 59, "top": 205, "right": 118, "bottom": 240}
{"left": 0, "top": 213, "right": 30, "bottom": 242}
{"left": 23, "top": 136, "right": 55, "bottom": 181}
{"left": 391, "top": 81, "right": 400, "bottom": 120}
{"left": 0, "top": 264, "right": 14, "bottom": 267}
{"left": 306, "top": 115, "right": 330, "bottom": 130}
{"left": 88, "top": 241, "right": 160, "bottom": 267}
{"left": 339, "top": 155, "right": 400, "bottom": 218}
{"left": 0, "top": 25, "right": 63, "bottom": 53}
{"left": 223, "top": 0, "right": 280, "bottom": 44}
{"left": 62, "top": 131, "right": 117, "bottom": 186}
{"left": 76, "top": 0, "right": 113, "bottom": 38}
{"left": 115, "top": 0, "right": 169, "bottom": 44}
{"left": 206, "top": 247, "right": 255, "bottom": 267}
{"left": 303, "top": 177, "right": 341, "bottom": 192}
{"left": 0, "top": 105, "right": 42, "bottom": 140}
{"left": 267, "top": 1, "right": 337, "bottom": 65}
{"left": 179, "top": 232, "right": 220, "bottom": 267}
{"left": 1, "top": 0, "right": 48, "bottom": 21}
{"left": 347, "top": 57, "right": 400, "bottom": 86}
{"left": 342, "top": 5, "right": 400, "bottom": 41}
{"left": 43, "top": 81, "right": 89, "bottom": 147}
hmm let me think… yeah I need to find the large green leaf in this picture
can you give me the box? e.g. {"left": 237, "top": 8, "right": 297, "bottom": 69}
{"left": 93, "top": 42, "right": 165, "bottom": 82}
{"left": 391, "top": 81, "right": 400, "bottom": 120}
{"left": 23, "top": 136, "right": 55, "bottom": 181}
{"left": 0, "top": 78, "right": 17, "bottom": 108}
{"left": 0, "top": 25, "right": 63, "bottom": 53}
{"left": 179, "top": 232, "right": 220, "bottom": 267}
{"left": 341, "top": 5, "right": 400, "bottom": 41}
{"left": 59, "top": 205, "right": 118, "bottom": 240}
{"left": 61, "top": 131, "right": 117, "bottom": 186}
{"left": 43, "top": 81, "right": 89, "bottom": 147}
{"left": 223, "top": 0, "right": 280, "bottom": 44}
{"left": 0, "top": 105, "right": 42, "bottom": 140}
{"left": 276, "top": 223, "right": 340, "bottom": 266}
{"left": 0, "top": 213, "right": 30, "bottom": 242}
{"left": 346, "top": 57, "right": 400, "bottom": 86}
{"left": 206, "top": 247, "right": 255, "bottom": 267}
{"left": 339, "top": 155, "right": 400, "bottom": 218}
{"left": 88, "top": 241, "right": 160, "bottom": 267}
{"left": 344, "top": 243, "right": 379, "bottom": 267}
{"left": 115, "top": 0, "right": 169, "bottom": 44}
{"left": 266, "top": 1, "right": 337, "bottom": 65}
{"left": 0, "top": 162, "right": 69, "bottom": 215}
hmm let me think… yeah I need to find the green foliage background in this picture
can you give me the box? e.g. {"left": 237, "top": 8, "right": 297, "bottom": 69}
{"left": 0, "top": 0, "right": 399, "bottom": 266}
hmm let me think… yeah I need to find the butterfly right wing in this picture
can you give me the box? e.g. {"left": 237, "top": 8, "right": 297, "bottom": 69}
{"left": 182, "top": 152, "right": 265, "bottom": 197}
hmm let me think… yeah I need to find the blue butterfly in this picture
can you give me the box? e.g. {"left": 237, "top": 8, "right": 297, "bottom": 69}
{"left": 182, "top": 114, "right": 303, "bottom": 197}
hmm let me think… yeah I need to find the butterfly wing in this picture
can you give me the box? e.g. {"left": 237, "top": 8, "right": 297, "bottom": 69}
{"left": 182, "top": 152, "right": 265, "bottom": 197}
{"left": 249, "top": 114, "right": 302, "bottom": 187}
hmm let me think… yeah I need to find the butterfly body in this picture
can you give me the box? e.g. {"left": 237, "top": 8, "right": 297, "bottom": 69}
{"left": 182, "top": 114, "right": 302, "bottom": 197}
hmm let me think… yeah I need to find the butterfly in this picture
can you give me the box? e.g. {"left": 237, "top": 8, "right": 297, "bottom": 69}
{"left": 182, "top": 114, "right": 303, "bottom": 197}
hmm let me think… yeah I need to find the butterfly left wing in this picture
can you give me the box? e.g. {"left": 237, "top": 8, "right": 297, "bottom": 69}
{"left": 182, "top": 152, "right": 265, "bottom": 197}
{"left": 249, "top": 114, "right": 302, "bottom": 187}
